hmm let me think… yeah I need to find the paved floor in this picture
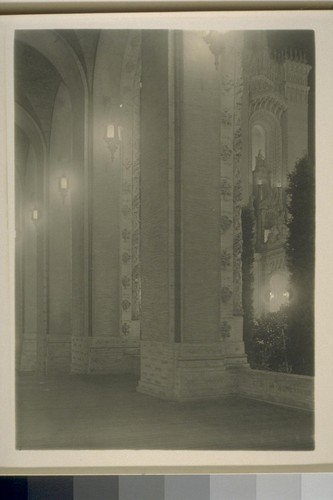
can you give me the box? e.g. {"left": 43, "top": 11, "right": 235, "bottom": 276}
{"left": 16, "top": 374, "right": 314, "bottom": 450}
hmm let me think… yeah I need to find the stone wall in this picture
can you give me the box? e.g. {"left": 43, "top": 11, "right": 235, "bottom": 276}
{"left": 71, "top": 336, "right": 140, "bottom": 375}
{"left": 237, "top": 368, "right": 314, "bottom": 411}
{"left": 46, "top": 335, "right": 71, "bottom": 374}
{"left": 138, "top": 341, "right": 238, "bottom": 400}
{"left": 71, "top": 336, "right": 89, "bottom": 374}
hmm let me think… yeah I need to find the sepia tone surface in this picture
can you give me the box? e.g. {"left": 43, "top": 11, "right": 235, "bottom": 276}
{"left": 14, "top": 28, "right": 314, "bottom": 451}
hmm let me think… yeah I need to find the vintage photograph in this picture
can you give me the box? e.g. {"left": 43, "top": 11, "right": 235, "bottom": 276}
{"left": 14, "top": 28, "right": 315, "bottom": 451}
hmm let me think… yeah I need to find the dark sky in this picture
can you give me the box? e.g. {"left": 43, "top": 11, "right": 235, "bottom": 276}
{"left": 267, "top": 30, "right": 314, "bottom": 65}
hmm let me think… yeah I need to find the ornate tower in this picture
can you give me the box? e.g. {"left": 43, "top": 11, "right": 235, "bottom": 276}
{"left": 242, "top": 32, "right": 311, "bottom": 315}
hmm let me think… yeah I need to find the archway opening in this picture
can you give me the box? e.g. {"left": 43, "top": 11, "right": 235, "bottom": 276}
{"left": 251, "top": 124, "right": 266, "bottom": 171}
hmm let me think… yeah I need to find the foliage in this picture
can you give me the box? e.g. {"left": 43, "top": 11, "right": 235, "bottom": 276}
{"left": 241, "top": 203, "right": 255, "bottom": 365}
{"left": 285, "top": 155, "right": 315, "bottom": 375}
{"left": 251, "top": 308, "right": 291, "bottom": 372}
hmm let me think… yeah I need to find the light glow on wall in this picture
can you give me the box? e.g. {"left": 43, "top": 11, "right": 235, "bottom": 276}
{"left": 269, "top": 272, "right": 289, "bottom": 312}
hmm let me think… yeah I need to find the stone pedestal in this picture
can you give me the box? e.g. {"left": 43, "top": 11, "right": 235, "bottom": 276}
{"left": 138, "top": 341, "right": 238, "bottom": 401}
{"left": 138, "top": 31, "right": 248, "bottom": 400}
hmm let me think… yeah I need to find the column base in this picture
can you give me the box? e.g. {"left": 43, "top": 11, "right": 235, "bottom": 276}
{"left": 137, "top": 340, "right": 240, "bottom": 401}
{"left": 224, "top": 316, "right": 249, "bottom": 368}
{"left": 46, "top": 334, "right": 71, "bottom": 374}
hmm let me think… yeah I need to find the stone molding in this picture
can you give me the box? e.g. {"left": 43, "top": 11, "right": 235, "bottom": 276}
{"left": 237, "top": 367, "right": 314, "bottom": 411}
{"left": 119, "top": 31, "right": 142, "bottom": 338}
{"left": 138, "top": 341, "right": 312, "bottom": 409}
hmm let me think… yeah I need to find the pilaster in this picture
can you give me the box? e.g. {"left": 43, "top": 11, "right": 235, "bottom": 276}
{"left": 219, "top": 33, "right": 248, "bottom": 367}
{"left": 138, "top": 30, "right": 248, "bottom": 401}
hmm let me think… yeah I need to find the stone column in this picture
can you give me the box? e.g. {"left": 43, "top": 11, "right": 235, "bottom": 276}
{"left": 47, "top": 83, "right": 72, "bottom": 374}
{"left": 138, "top": 30, "right": 247, "bottom": 401}
{"left": 219, "top": 32, "right": 248, "bottom": 367}
{"left": 138, "top": 30, "right": 176, "bottom": 398}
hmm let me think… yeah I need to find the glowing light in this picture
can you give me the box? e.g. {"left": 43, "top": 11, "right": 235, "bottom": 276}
{"left": 104, "top": 123, "right": 122, "bottom": 162}
{"left": 60, "top": 176, "right": 68, "bottom": 191}
{"left": 106, "top": 124, "right": 115, "bottom": 139}
{"left": 32, "top": 208, "right": 39, "bottom": 221}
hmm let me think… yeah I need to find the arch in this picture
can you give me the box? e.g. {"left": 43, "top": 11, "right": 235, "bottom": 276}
{"left": 15, "top": 103, "right": 47, "bottom": 172}
{"left": 16, "top": 30, "right": 91, "bottom": 340}
{"left": 249, "top": 109, "right": 283, "bottom": 188}
{"left": 251, "top": 123, "right": 266, "bottom": 170}
{"left": 15, "top": 30, "right": 88, "bottom": 104}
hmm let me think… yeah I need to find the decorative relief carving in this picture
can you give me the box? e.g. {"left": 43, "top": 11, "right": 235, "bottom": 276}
{"left": 233, "top": 178, "right": 242, "bottom": 205}
{"left": 221, "top": 249, "right": 232, "bottom": 270}
{"left": 131, "top": 73, "right": 141, "bottom": 324}
{"left": 221, "top": 286, "right": 233, "bottom": 303}
{"left": 122, "top": 322, "right": 130, "bottom": 335}
{"left": 121, "top": 299, "right": 131, "bottom": 311}
{"left": 122, "top": 228, "right": 131, "bottom": 241}
{"left": 122, "top": 252, "right": 131, "bottom": 264}
{"left": 233, "top": 258, "right": 243, "bottom": 315}
{"left": 233, "top": 67, "right": 244, "bottom": 316}
{"left": 221, "top": 109, "right": 232, "bottom": 126}
{"left": 221, "top": 75, "right": 234, "bottom": 92}
{"left": 220, "top": 320, "right": 231, "bottom": 340}
{"left": 283, "top": 57, "right": 311, "bottom": 86}
{"left": 221, "top": 177, "right": 232, "bottom": 200}
{"left": 132, "top": 263, "right": 140, "bottom": 321}
{"left": 119, "top": 31, "right": 142, "bottom": 337}
{"left": 219, "top": 38, "right": 246, "bottom": 323}
{"left": 122, "top": 276, "right": 131, "bottom": 288}
{"left": 250, "top": 94, "right": 287, "bottom": 120}
{"left": 221, "top": 215, "right": 233, "bottom": 232}
{"left": 221, "top": 144, "right": 233, "bottom": 162}
{"left": 233, "top": 128, "right": 242, "bottom": 165}
{"left": 132, "top": 228, "right": 139, "bottom": 247}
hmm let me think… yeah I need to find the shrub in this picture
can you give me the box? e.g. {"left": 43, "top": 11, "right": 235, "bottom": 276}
{"left": 251, "top": 308, "right": 291, "bottom": 373}
{"left": 285, "top": 155, "right": 315, "bottom": 375}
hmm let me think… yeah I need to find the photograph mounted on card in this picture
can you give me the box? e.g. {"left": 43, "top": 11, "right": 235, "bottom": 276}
{"left": 0, "top": 10, "right": 332, "bottom": 472}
